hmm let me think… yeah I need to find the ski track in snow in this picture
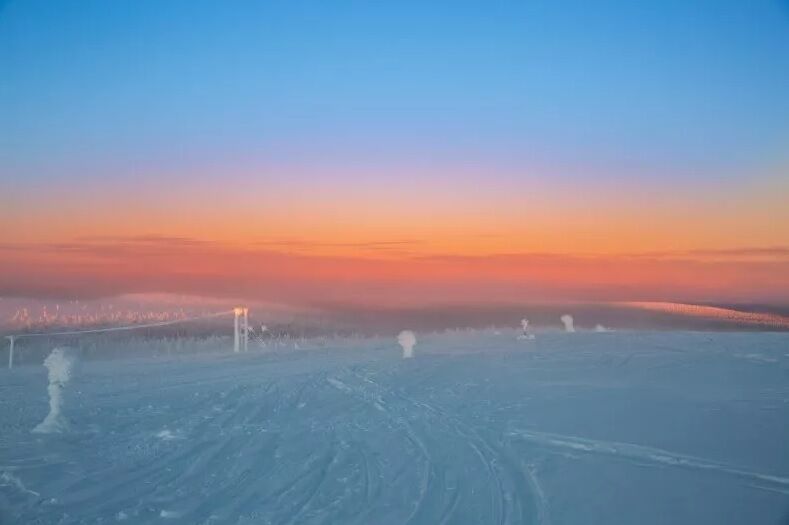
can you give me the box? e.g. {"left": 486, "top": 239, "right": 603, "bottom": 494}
{"left": 1, "top": 331, "right": 789, "bottom": 524}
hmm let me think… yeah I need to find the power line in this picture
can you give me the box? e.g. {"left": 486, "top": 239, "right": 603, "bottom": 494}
{"left": 5, "top": 310, "right": 235, "bottom": 339}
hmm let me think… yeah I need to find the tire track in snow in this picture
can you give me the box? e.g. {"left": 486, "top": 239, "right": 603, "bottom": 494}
{"left": 157, "top": 372, "right": 340, "bottom": 522}
{"left": 343, "top": 366, "right": 538, "bottom": 525}
{"left": 75, "top": 385, "right": 271, "bottom": 518}
{"left": 282, "top": 437, "right": 340, "bottom": 525}
{"left": 508, "top": 429, "right": 789, "bottom": 494}
{"left": 403, "top": 395, "right": 514, "bottom": 525}
{"left": 44, "top": 375, "right": 285, "bottom": 522}
{"left": 213, "top": 374, "right": 335, "bottom": 523}
{"left": 327, "top": 371, "right": 450, "bottom": 523}
{"left": 523, "top": 463, "right": 550, "bottom": 525}
{"left": 407, "top": 397, "right": 539, "bottom": 525}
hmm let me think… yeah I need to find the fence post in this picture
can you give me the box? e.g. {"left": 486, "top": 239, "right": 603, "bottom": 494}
{"left": 7, "top": 336, "right": 14, "bottom": 369}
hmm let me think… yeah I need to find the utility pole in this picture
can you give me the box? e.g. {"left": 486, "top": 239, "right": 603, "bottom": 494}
{"left": 242, "top": 308, "right": 249, "bottom": 352}
{"left": 234, "top": 308, "right": 241, "bottom": 353}
{"left": 6, "top": 336, "right": 14, "bottom": 369}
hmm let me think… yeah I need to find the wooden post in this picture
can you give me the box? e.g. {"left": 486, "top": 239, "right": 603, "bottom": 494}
{"left": 7, "top": 336, "right": 14, "bottom": 369}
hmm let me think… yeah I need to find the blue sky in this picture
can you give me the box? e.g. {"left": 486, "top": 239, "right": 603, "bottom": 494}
{"left": 2, "top": 0, "right": 788, "bottom": 187}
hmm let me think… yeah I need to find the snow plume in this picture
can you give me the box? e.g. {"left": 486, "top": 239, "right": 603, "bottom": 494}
{"left": 561, "top": 314, "right": 575, "bottom": 333}
{"left": 398, "top": 330, "right": 416, "bottom": 359}
{"left": 33, "top": 347, "right": 78, "bottom": 434}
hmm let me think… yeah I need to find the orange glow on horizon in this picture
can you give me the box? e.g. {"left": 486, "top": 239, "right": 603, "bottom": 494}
{"left": 3, "top": 165, "right": 788, "bottom": 304}
{"left": 1, "top": 234, "right": 788, "bottom": 306}
{"left": 5, "top": 165, "right": 788, "bottom": 260}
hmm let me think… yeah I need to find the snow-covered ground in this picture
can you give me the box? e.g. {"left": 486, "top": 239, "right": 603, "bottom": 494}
{"left": 1, "top": 331, "right": 788, "bottom": 524}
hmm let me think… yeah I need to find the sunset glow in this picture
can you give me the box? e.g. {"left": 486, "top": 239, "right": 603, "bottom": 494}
{"left": 2, "top": 1, "right": 788, "bottom": 310}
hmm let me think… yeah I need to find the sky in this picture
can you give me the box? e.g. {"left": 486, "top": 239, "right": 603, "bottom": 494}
{"left": 1, "top": 0, "right": 789, "bottom": 307}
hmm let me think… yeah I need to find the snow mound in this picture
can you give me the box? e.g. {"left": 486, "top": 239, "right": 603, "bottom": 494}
{"left": 398, "top": 330, "right": 416, "bottom": 358}
{"left": 32, "top": 347, "right": 78, "bottom": 434}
